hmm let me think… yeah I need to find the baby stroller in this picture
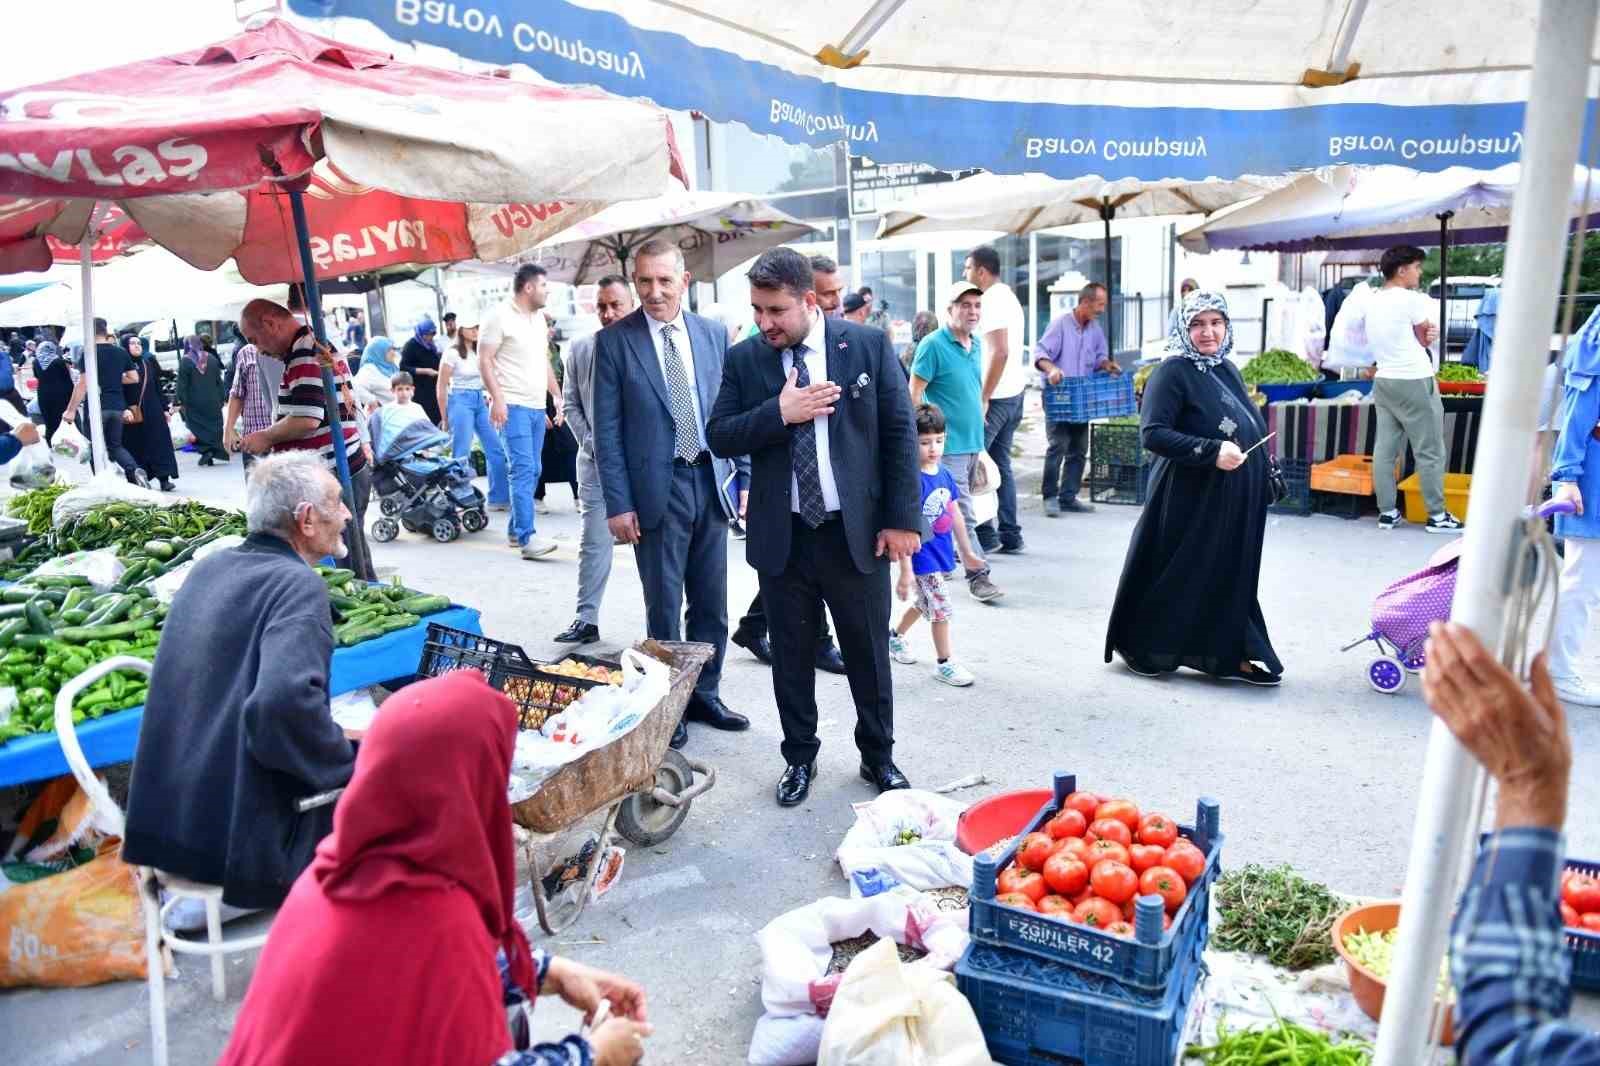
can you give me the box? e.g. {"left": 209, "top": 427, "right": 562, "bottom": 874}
{"left": 366, "top": 405, "right": 488, "bottom": 544}
{"left": 1343, "top": 499, "right": 1572, "bottom": 693}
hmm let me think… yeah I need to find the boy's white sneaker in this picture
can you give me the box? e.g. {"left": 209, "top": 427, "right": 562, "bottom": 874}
{"left": 934, "top": 660, "right": 975, "bottom": 687}
{"left": 888, "top": 631, "right": 917, "bottom": 665}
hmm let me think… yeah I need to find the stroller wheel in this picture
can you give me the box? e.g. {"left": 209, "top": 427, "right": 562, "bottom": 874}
{"left": 370, "top": 516, "right": 400, "bottom": 543}
{"left": 379, "top": 496, "right": 402, "bottom": 517}
{"left": 461, "top": 508, "right": 488, "bottom": 533}
{"left": 1367, "top": 656, "right": 1406, "bottom": 694}
{"left": 431, "top": 517, "right": 460, "bottom": 543}
{"left": 1402, "top": 648, "right": 1427, "bottom": 673}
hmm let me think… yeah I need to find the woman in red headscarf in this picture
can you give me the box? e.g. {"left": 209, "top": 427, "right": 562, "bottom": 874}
{"left": 219, "top": 671, "right": 652, "bottom": 1066}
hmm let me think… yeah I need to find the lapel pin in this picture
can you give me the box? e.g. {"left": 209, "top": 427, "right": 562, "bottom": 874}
{"left": 850, "top": 371, "right": 870, "bottom": 398}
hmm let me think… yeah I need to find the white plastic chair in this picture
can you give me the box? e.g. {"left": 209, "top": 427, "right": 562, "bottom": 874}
{"left": 53, "top": 656, "right": 269, "bottom": 1066}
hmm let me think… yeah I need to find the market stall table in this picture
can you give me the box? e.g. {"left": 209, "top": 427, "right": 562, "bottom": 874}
{"left": 0, "top": 604, "right": 480, "bottom": 788}
{"left": 1265, "top": 395, "right": 1483, "bottom": 474}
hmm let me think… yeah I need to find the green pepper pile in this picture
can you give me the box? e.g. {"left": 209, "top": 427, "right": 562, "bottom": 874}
{"left": 5, "top": 484, "right": 70, "bottom": 536}
{"left": 1438, "top": 363, "right": 1484, "bottom": 383}
{"left": 1186, "top": 1016, "right": 1372, "bottom": 1064}
{"left": 322, "top": 567, "right": 451, "bottom": 647}
{"left": 0, "top": 494, "right": 246, "bottom": 582}
{"left": 1241, "top": 349, "right": 1321, "bottom": 385}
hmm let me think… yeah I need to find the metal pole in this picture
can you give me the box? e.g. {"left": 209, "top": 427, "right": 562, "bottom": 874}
{"left": 1373, "top": 1, "right": 1599, "bottom": 1061}
{"left": 78, "top": 216, "right": 109, "bottom": 474}
{"left": 1438, "top": 210, "right": 1454, "bottom": 364}
{"left": 286, "top": 187, "right": 371, "bottom": 580}
{"left": 1101, "top": 200, "right": 1116, "bottom": 352}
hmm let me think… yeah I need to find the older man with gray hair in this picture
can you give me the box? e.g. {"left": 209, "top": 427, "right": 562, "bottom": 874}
{"left": 123, "top": 452, "right": 358, "bottom": 913}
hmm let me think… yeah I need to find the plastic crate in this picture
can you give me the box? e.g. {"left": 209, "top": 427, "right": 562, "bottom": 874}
{"left": 1310, "top": 454, "right": 1376, "bottom": 496}
{"left": 1043, "top": 374, "right": 1136, "bottom": 423}
{"left": 1089, "top": 420, "right": 1145, "bottom": 467}
{"left": 969, "top": 772, "right": 1222, "bottom": 990}
{"left": 1400, "top": 471, "right": 1472, "bottom": 524}
{"left": 1088, "top": 462, "right": 1150, "bottom": 506}
{"left": 1565, "top": 855, "right": 1600, "bottom": 992}
{"left": 957, "top": 928, "right": 1205, "bottom": 1066}
{"left": 1269, "top": 457, "right": 1313, "bottom": 516}
{"left": 417, "top": 622, "right": 616, "bottom": 731}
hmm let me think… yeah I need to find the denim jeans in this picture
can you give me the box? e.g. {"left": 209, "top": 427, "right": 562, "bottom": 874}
{"left": 501, "top": 403, "right": 547, "bottom": 545}
{"left": 446, "top": 390, "right": 509, "bottom": 506}
{"left": 979, "top": 393, "right": 1025, "bottom": 548}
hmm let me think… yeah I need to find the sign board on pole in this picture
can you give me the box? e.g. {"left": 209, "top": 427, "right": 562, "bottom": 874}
{"left": 849, "top": 157, "right": 982, "bottom": 217}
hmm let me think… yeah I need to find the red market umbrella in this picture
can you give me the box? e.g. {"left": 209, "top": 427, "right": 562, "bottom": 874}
{"left": 0, "top": 18, "right": 684, "bottom": 581}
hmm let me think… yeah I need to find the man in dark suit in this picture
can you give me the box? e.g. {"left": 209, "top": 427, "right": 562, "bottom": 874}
{"left": 708, "top": 248, "right": 922, "bottom": 807}
{"left": 592, "top": 240, "right": 748, "bottom": 749}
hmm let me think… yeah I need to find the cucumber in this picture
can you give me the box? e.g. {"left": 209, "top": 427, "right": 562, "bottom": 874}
{"left": 0, "top": 603, "right": 27, "bottom": 620}
{"left": 142, "top": 540, "right": 175, "bottom": 561}
{"left": 24, "top": 602, "right": 53, "bottom": 636}
{"left": 55, "top": 617, "right": 158, "bottom": 643}
{"left": 0, "top": 619, "right": 27, "bottom": 648}
{"left": 59, "top": 588, "right": 86, "bottom": 613}
{"left": 58, "top": 609, "right": 90, "bottom": 626}
{"left": 397, "top": 595, "right": 450, "bottom": 615}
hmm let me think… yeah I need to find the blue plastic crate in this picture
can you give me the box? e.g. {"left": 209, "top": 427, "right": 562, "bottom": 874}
{"left": 957, "top": 928, "right": 1205, "bottom": 1066}
{"left": 969, "top": 772, "right": 1222, "bottom": 990}
{"left": 1566, "top": 855, "right": 1600, "bottom": 991}
{"left": 1042, "top": 375, "right": 1136, "bottom": 423}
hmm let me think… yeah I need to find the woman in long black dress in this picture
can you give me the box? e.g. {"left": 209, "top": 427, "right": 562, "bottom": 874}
{"left": 120, "top": 335, "right": 179, "bottom": 491}
{"left": 1105, "top": 291, "right": 1283, "bottom": 685}
{"left": 176, "top": 334, "right": 229, "bottom": 465}
{"left": 399, "top": 317, "right": 443, "bottom": 426}
{"left": 32, "top": 339, "right": 75, "bottom": 445}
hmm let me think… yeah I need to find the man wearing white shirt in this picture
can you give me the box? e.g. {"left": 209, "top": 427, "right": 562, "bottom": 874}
{"left": 591, "top": 241, "right": 748, "bottom": 749}
{"left": 1358, "top": 245, "right": 1463, "bottom": 534}
{"left": 966, "top": 245, "right": 1029, "bottom": 555}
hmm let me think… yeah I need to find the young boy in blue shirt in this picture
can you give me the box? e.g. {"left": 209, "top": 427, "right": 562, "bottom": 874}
{"left": 888, "top": 404, "right": 986, "bottom": 686}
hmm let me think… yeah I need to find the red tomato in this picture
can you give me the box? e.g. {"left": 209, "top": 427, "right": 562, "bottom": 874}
{"left": 1139, "top": 866, "right": 1189, "bottom": 913}
{"left": 1055, "top": 837, "right": 1093, "bottom": 864}
{"left": 1090, "top": 860, "right": 1139, "bottom": 904}
{"left": 1018, "top": 832, "right": 1057, "bottom": 872}
{"left": 1105, "top": 920, "right": 1136, "bottom": 937}
{"left": 1069, "top": 885, "right": 1096, "bottom": 907}
{"left": 1037, "top": 894, "right": 1074, "bottom": 917}
{"left": 1095, "top": 799, "right": 1141, "bottom": 833}
{"left": 1585, "top": 913, "right": 1600, "bottom": 932}
{"left": 1562, "top": 901, "right": 1582, "bottom": 928}
{"left": 996, "top": 891, "right": 1038, "bottom": 911}
{"left": 1137, "top": 813, "right": 1179, "bottom": 849}
{"left": 1121, "top": 898, "right": 1138, "bottom": 921}
{"left": 1163, "top": 842, "right": 1206, "bottom": 884}
{"left": 1046, "top": 809, "right": 1088, "bottom": 840}
{"left": 998, "top": 867, "right": 1048, "bottom": 903}
{"left": 1088, "top": 839, "right": 1131, "bottom": 867}
{"left": 1129, "top": 844, "right": 1167, "bottom": 874}
{"left": 1162, "top": 913, "right": 1173, "bottom": 931}
{"left": 1563, "top": 872, "right": 1600, "bottom": 914}
{"left": 1073, "top": 897, "right": 1122, "bottom": 929}
{"left": 1043, "top": 853, "right": 1089, "bottom": 896}
{"left": 1064, "top": 791, "right": 1102, "bottom": 820}
{"left": 1088, "top": 818, "right": 1134, "bottom": 847}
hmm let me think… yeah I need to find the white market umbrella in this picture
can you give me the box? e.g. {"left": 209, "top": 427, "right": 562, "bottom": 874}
{"left": 526, "top": 192, "right": 818, "bottom": 284}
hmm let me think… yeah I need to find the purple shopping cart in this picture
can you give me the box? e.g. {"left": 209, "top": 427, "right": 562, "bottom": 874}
{"left": 1343, "top": 499, "right": 1574, "bottom": 694}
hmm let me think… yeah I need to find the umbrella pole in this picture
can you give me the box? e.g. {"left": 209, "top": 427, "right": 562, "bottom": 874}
{"left": 286, "top": 187, "right": 371, "bottom": 580}
{"left": 1372, "top": 1, "right": 1599, "bottom": 1062}
{"left": 1101, "top": 200, "right": 1116, "bottom": 352}
{"left": 78, "top": 208, "right": 108, "bottom": 473}
{"left": 1437, "top": 210, "right": 1454, "bottom": 363}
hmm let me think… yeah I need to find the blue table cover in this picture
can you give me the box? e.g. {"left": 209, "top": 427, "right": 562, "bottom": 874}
{"left": 0, "top": 605, "right": 480, "bottom": 788}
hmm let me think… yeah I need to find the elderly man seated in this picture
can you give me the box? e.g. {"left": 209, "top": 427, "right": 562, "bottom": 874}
{"left": 123, "top": 452, "right": 358, "bottom": 917}
{"left": 1423, "top": 621, "right": 1600, "bottom": 1062}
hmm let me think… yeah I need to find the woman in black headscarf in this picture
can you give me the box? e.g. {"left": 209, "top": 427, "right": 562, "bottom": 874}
{"left": 32, "top": 338, "right": 75, "bottom": 445}
{"left": 176, "top": 334, "right": 228, "bottom": 465}
{"left": 120, "top": 335, "right": 179, "bottom": 491}
{"left": 1105, "top": 292, "right": 1283, "bottom": 686}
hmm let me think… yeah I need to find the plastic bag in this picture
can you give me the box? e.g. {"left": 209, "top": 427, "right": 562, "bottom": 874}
{"left": 51, "top": 472, "right": 171, "bottom": 528}
{"left": 816, "top": 938, "right": 992, "bottom": 1066}
{"left": 966, "top": 452, "right": 999, "bottom": 527}
{"left": 1325, "top": 281, "right": 1377, "bottom": 370}
{"left": 27, "top": 549, "right": 125, "bottom": 593}
{"left": 835, "top": 790, "right": 973, "bottom": 897}
{"left": 49, "top": 421, "right": 90, "bottom": 464}
{"left": 1300, "top": 287, "right": 1328, "bottom": 368}
{"left": 0, "top": 841, "right": 151, "bottom": 988}
{"left": 6, "top": 441, "right": 58, "bottom": 490}
{"left": 168, "top": 410, "right": 192, "bottom": 449}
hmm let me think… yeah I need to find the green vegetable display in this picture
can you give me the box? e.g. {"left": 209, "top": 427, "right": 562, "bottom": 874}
{"left": 0, "top": 498, "right": 246, "bottom": 582}
{"left": 318, "top": 568, "right": 451, "bottom": 648}
{"left": 1187, "top": 1016, "right": 1372, "bottom": 1064}
{"left": 5, "top": 484, "right": 70, "bottom": 536}
{"left": 1437, "top": 363, "right": 1484, "bottom": 382}
{"left": 1343, "top": 926, "right": 1454, "bottom": 1001}
{"left": 1241, "top": 349, "right": 1322, "bottom": 385}
{"left": 1212, "top": 863, "right": 1346, "bottom": 969}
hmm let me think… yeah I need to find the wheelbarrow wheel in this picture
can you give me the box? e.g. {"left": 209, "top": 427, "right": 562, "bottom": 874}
{"left": 616, "top": 749, "right": 694, "bottom": 846}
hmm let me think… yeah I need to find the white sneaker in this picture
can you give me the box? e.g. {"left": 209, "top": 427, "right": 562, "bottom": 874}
{"left": 536, "top": 499, "right": 551, "bottom": 514}
{"left": 520, "top": 537, "right": 558, "bottom": 560}
{"left": 888, "top": 631, "right": 916, "bottom": 665}
{"left": 934, "top": 660, "right": 975, "bottom": 686}
{"left": 1551, "top": 675, "right": 1600, "bottom": 706}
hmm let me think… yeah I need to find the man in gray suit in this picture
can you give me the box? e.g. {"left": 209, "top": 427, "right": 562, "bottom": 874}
{"left": 553, "top": 275, "right": 634, "bottom": 645}
{"left": 591, "top": 240, "right": 749, "bottom": 749}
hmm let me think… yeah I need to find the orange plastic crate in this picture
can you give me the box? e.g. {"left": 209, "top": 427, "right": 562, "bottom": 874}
{"left": 1311, "top": 454, "right": 1377, "bottom": 496}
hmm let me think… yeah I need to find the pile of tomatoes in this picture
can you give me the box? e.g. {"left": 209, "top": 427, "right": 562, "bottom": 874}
{"left": 1562, "top": 868, "right": 1600, "bottom": 933}
{"left": 993, "top": 790, "right": 1209, "bottom": 938}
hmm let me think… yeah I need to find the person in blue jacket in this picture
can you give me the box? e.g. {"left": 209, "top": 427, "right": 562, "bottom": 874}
{"left": 1548, "top": 304, "right": 1600, "bottom": 706}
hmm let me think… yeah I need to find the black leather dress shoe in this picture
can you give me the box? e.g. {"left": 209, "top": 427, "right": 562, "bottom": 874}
{"left": 859, "top": 761, "right": 911, "bottom": 793}
{"left": 731, "top": 627, "right": 773, "bottom": 665}
{"left": 553, "top": 619, "right": 600, "bottom": 644}
{"left": 776, "top": 762, "right": 816, "bottom": 806}
{"left": 814, "top": 642, "right": 847, "bottom": 675}
{"left": 685, "top": 696, "right": 750, "bottom": 731}
{"left": 669, "top": 719, "right": 688, "bottom": 749}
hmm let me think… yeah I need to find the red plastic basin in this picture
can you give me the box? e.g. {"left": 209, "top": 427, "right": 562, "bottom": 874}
{"left": 956, "top": 789, "right": 1053, "bottom": 855}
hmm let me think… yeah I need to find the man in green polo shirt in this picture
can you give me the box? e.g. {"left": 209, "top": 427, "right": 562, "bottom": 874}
{"left": 909, "top": 281, "right": 1004, "bottom": 604}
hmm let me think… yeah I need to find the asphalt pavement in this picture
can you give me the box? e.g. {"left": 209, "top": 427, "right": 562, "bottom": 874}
{"left": 5, "top": 400, "right": 1599, "bottom": 1064}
